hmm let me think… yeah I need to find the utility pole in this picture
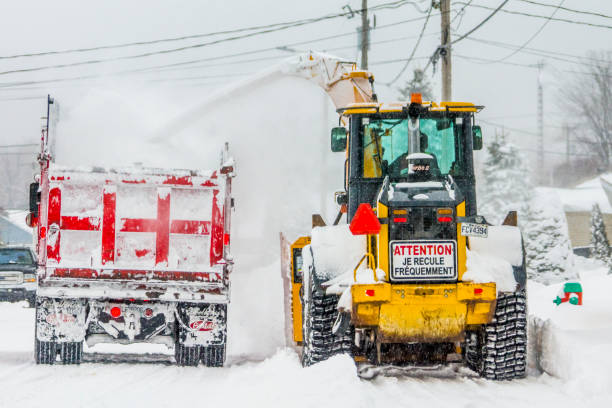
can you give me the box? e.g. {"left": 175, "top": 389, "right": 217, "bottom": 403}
{"left": 360, "top": 0, "right": 369, "bottom": 70}
{"left": 537, "top": 61, "right": 545, "bottom": 185}
{"left": 440, "top": 0, "right": 452, "bottom": 101}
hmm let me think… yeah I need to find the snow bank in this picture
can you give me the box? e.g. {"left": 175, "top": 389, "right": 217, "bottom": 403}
{"left": 528, "top": 263, "right": 612, "bottom": 394}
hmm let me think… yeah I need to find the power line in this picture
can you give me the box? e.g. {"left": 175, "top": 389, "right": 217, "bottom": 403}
{"left": 449, "top": 0, "right": 510, "bottom": 46}
{"left": 463, "top": 36, "right": 609, "bottom": 65}
{"left": 0, "top": 16, "right": 436, "bottom": 89}
{"left": 479, "top": 119, "right": 597, "bottom": 157}
{"left": 0, "top": 143, "right": 38, "bottom": 149}
{"left": 0, "top": 0, "right": 420, "bottom": 61}
{"left": 512, "top": 0, "right": 612, "bottom": 20}
{"left": 383, "top": 3, "right": 434, "bottom": 85}
{"left": 0, "top": 1, "right": 422, "bottom": 76}
{"left": 480, "top": 0, "right": 565, "bottom": 64}
{"left": 424, "top": 0, "right": 509, "bottom": 72}
{"left": 457, "top": 2, "right": 612, "bottom": 29}
{"left": 450, "top": 0, "right": 473, "bottom": 30}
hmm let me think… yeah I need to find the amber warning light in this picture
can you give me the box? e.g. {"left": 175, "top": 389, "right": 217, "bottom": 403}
{"left": 411, "top": 93, "right": 422, "bottom": 104}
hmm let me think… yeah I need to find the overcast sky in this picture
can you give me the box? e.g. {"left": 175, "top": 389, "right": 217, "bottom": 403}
{"left": 1, "top": 0, "right": 611, "bottom": 171}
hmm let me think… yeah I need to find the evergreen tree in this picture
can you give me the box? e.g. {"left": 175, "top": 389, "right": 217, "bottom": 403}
{"left": 589, "top": 203, "right": 611, "bottom": 271}
{"left": 477, "top": 133, "right": 532, "bottom": 226}
{"left": 523, "top": 188, "right": 576, "bottom": 284}
{"left": 398, "top": 69, "right": 434, "bottom": 101}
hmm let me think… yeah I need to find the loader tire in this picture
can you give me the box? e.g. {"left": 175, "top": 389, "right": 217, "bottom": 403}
{"left": 59, "top": 342, "right": 83, "bottom": 365}
{"left": 175, "top": 343, "right": 201, "bottom": 367}
{"left": 468, "top": 290, "right": 527, "bottom": 380}
{"left": 35, "top": 340, "right": 58, "bottom": 364}
{"left": 201, "top": 344, "right": 226, "bottom": 367}
{"left": 301, "top": 268, "right": 352, "bottom": 367}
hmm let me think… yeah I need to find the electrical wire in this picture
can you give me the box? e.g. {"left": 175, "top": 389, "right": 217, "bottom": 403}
{"left": 463, "top": 36, "right": 610, "bottom": 65}
{"left": 457, "top": 2, "right": 612, "bottom": 29}
{"left": 423, "top": 0, "right": 509, "bottom": 72}
{"left": 448, "top": 0, "right": 510, "bottom": 47}
{"left": 0, "top": 0, "right": 420, "bottom": 60}
{"left": 0, "top": 16, "right": 436, "bottom": 89}
{"left": 0, "top": 14, "right": 435, "bottom": 78}
{"left": 512, "top": 0, "right": 612, "bottom": 20}
{"left": 480, "top": 0, "right": 566, "bottom": 64}
{"left": 450, "top": 0, "right": 473, "bottom": 30}
{"left": 383, "top": 2, "right": 434, "bottom": 86}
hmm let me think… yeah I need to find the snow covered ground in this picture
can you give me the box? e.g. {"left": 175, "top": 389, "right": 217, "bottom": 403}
{"left": 1, "top": 257, "right": 611, "bottom": 407}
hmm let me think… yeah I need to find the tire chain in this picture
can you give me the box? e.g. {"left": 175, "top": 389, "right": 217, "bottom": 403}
{"left": 481, "top": 291, "right": 527, "bottom": 380}
{"left": 303, "top": 282, "right": 353, "bottom": 366}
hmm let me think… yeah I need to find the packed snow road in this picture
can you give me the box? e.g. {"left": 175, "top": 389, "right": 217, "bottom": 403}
{"left": 1, "top": 259, "right": 611, "bottom": 408}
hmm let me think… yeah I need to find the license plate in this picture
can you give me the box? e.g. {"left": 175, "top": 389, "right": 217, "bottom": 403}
{"left": 460, "top": 223, "right": 488, "bottom": 238}
{"left": 390, "top": 240, "right": 457, "bottom": 281}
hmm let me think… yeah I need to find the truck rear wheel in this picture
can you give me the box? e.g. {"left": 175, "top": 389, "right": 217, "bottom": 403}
{"left": 35, "top": 339, "right": 57, "bottom": 364}
{"left": 467, "top": 290, "right": 527, "bottom": 380}
{"left": 175, "top": 343, "right": 201, "bottom": 367}
{"left": 301, "top": 267, "right": 352, "bottom": 367}
{"left": 59, "top": 342, "right": 83, "bottom": 364}
{"left": 201, "top": 344, "right": 225, "bottom": 367}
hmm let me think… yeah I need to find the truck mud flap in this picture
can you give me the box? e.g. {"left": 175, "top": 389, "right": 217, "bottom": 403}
{"left": 36, "top": 297, "right": 88, "bottom": 343}
{"left": 176, "top": 303, "right": 227, "bottom": 347}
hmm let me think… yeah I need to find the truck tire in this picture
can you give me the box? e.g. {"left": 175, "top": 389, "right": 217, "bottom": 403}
{"left": 301, "top": 267, "right": 352, "bottom": 367}
{"left": 467, "top": 290, "right": 527, "bottom": 380}
{"left": 175, "top": 343, "right": 201, "bottom": 367}
{"left": 35, "top": 339, "right": 58, "bottom": 364}
{"left": 60, "top": 342, "right": 83, "bottom": 365}
{"left": 201, "top": 344, "right": 225, "bottom": 367}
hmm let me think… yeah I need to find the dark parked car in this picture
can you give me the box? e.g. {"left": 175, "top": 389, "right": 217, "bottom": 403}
{"left": 0, "top": 246, "right": 37, "bottom": 307}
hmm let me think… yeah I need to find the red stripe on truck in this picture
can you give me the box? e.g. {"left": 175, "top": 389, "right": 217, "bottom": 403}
{"left": 155, "top": 191, "right": 171, "bottom": 266}
{"left": 50, "top": 268, "right": 222, "bottom": 282}
{"left": 170, "top": 220, "right": 211, "bottom": 235}
{"left": 120, "top": 218, "right": 157, "bottom": 233}
{"left": 46, "top": 187, "right": 62, "bottom": 262}
{"left": 101, "top": 188, "right": 117, "bottom": 265}
{"left": 61, "top": 216, "right": 101, "bottom": 231}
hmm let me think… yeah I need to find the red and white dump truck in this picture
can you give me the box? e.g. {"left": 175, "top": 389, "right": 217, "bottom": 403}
{"left": 28, "top": 97, "right": 235, "bottom": 366}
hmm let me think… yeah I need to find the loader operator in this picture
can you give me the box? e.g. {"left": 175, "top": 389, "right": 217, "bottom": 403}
{"left": 387, "top": 131, "right": 441, "bottom": 179}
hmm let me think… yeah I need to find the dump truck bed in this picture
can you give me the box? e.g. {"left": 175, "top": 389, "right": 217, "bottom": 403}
{"left": 36, "top": 165, "right": 232, "bottom": 302}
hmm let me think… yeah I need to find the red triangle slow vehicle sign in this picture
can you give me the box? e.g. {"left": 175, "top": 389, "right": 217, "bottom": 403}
{"left": 349, "top": 203, "right": 381, "bottom": 235}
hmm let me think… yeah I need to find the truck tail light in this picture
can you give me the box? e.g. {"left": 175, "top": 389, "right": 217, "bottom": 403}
{"left": 437, "top": 216, "right": 453, "bottom": 223}
{"left": 365, "top": 289, "right": 375, "bottom": 297}
{"left": 474, "top": 288, "right": 483, "bottom": 295}
{"left": 110, "top": 306, "right": 122, "bottom": 318}
{"left": 393, "top": 217, "right": 407, "bottom": 223}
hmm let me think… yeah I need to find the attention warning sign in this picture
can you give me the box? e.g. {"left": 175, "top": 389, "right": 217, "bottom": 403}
{"left": 390, "top": 240, "right": 457, "bottom": 281}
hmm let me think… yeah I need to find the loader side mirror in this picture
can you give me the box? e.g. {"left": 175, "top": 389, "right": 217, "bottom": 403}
{"left": 29, "top": 182, "right": 40, "bottom": 218}
{"left": 331, "top": 127, "right": 347, "bottom": 152}
{"left": 472, "top": 126, "right": 483, "bottom": 150}
{"left": 334, "top": 191, "right": 348, "bottom": 206}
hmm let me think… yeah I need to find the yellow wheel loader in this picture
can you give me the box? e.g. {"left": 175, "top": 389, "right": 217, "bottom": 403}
{"left": 280, "top": 56, "right": 527, "bottom": 380}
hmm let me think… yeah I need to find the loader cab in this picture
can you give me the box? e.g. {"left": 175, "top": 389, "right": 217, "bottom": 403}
{"left": 334, "top": 100, "right": 484, "bottom": 221}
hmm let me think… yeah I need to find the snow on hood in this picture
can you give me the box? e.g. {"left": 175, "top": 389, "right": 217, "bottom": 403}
{"left": 463, "top": 249, "right": 517, "bottom": 292}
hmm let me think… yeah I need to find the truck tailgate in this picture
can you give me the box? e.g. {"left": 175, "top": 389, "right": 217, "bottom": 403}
{"left": 37, "top": 166, "right": 231, "bottom": 302}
